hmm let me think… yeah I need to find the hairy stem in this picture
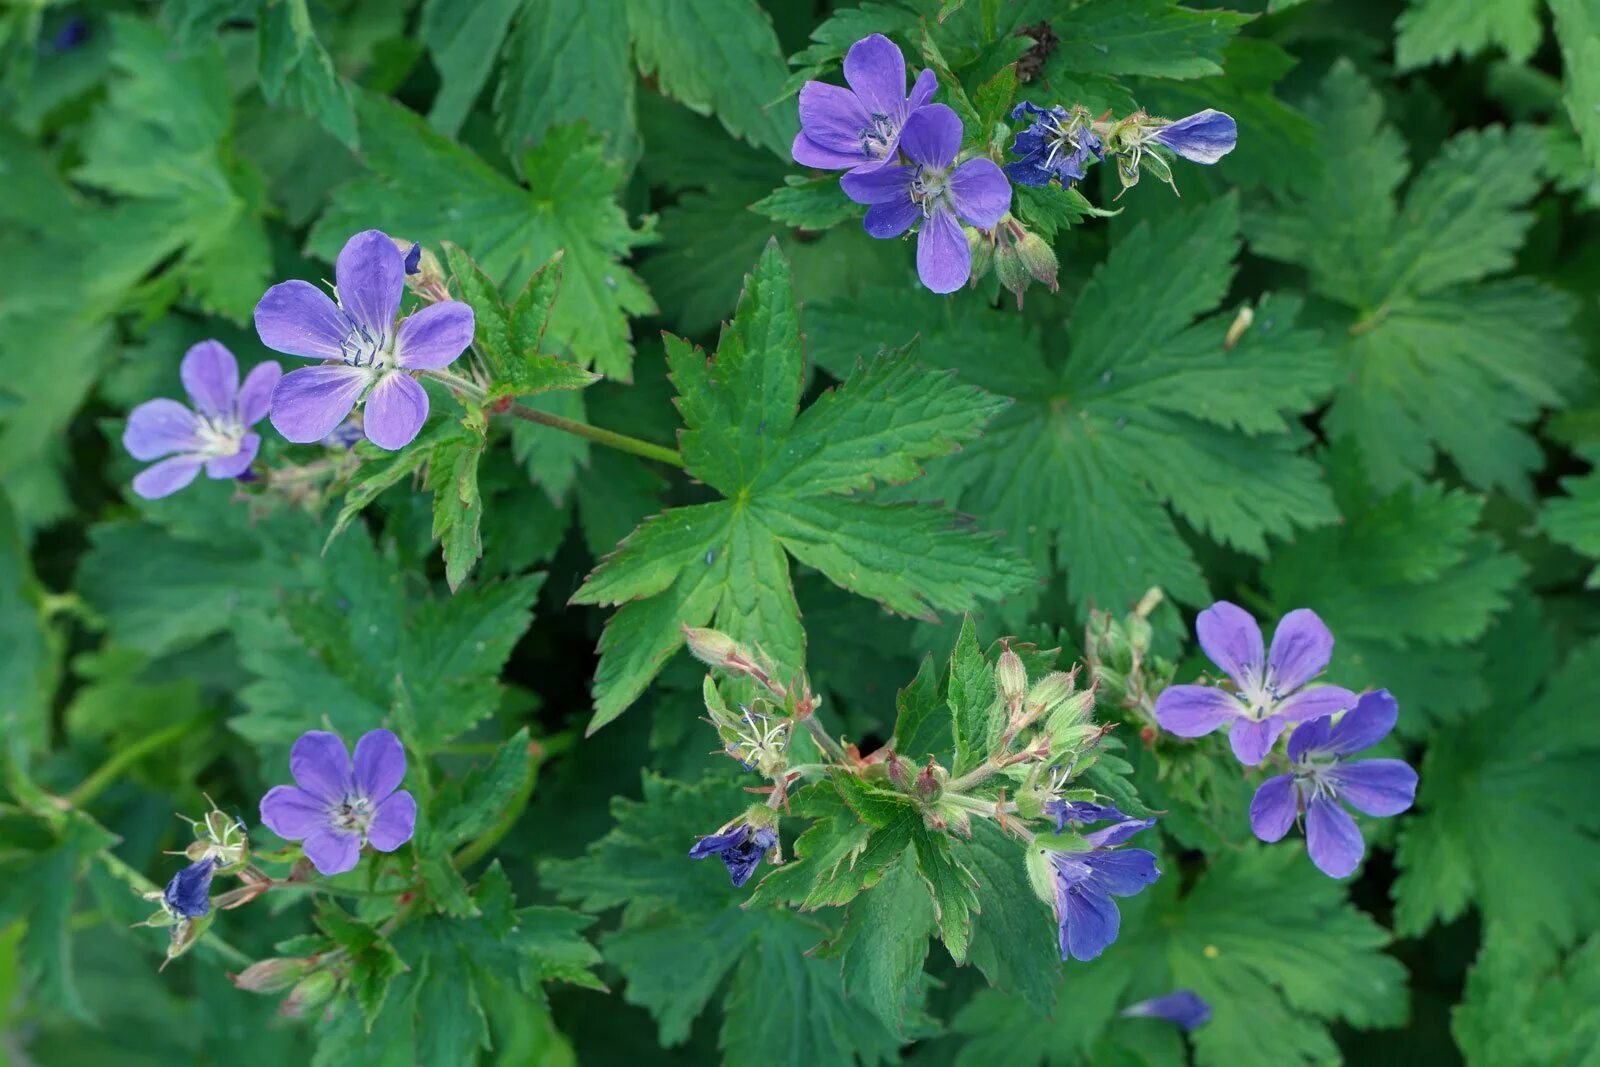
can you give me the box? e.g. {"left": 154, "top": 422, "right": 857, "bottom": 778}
{"left": 800, "top": 716, "right": 850, "bottom": 765}
{"left": 506, "top": 404, "right": 685, "bottom": 469}
{"left": 69, "top": 719, "right": 201, "bottom": 808}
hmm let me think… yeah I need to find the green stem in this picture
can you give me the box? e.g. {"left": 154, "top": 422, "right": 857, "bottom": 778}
{"left": 267, "top": 880, "right": 411, "bottom": 900}
{"left": 451, "top": 753, "right": 542, "bottom": 871}
{"left": 507, "top": 404, "right": 684, "bottom": 469}
{"left": 800, "top": 716, "right": 849, "bottom": 765}
{"left": 946, "top": 760, "right": 1001, "bottom": 794}
{"left": 425, "top": 368, "right": 489, "bottom": 404}
{"left": 69, "top": 720, "right": 199, "bottom": 808}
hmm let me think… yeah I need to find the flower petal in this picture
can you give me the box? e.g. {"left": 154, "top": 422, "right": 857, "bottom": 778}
{"left": 1060, "top": 884, "right": 1122, "bottom": 962}
{"left": 689, "top": 827, "right": 748, "bottom": 859}
{"left": 1228, "top": 715, "right": 1286, "bottom": 766}
{"left": 132, "top": 456, "right": 204, "bottom": 500}
{"left": 236, "top": 361, "right": 283, "bottom": 426}
{"left": 255, "top": 279, "right": 352, "bottom": 361}
{"left": 1120, "top": 990, "right": 1212, "bottom": 1032}
{"left": 907, "top": 67, "right": 936, "bottom": 110}
{"left": 289, "top": 730, "right": 352, "bottom": 803}
{"left": 1085, "top": 847, "right": 1159, "bottom": 896}
{"left": 363, "top": 372, "right": 430, "bottom": 451}
{"left": 179, "top": 341, "right": 239, "bottom": 419}
{"left": 1196, "top": 600, "right": 1264, "bottom": 685}
{"left": 124, "top": 398, "right": 201, "bottom": 461}
{"left": 1323, "top": 689, "right": 1399, "bottom": 754}
{"left": 1154, "top": 684, "right": 1240, "bottom": 737}
{"left": 841, "top": 162, "right": 914, "bottom": 206}
{"left": 259, "top": 784, "right": 328, "bottom": 841}
{"left": 916, "top": 207, "right": 970, "bottom": 293}
{"left": 792, "top": 132, "right": 869, "bottom": 170}
{"left": 270, "top": 365, "right": 371, "bottom": 444}
{"left": 204, "top": 432, "right": 259, "bottom": 479}
{"left": 843, "top": 33, "right": 907, "bottom": 117}
{"left": 1286, "top": 715, "right": 1335, "bottom": 762}
{"left": 949, "top": 157, "right": 1012, "bottom": 229}
{"left": 1275, "top": 684, "right": 1357, "bottom": 723}
{"left": 1331, "top": 759, "right": 1417, "bottom": 817}
{"left": 797, "top": 80, "right": 872, "bottom": 154}
{"left": 1249, "top": 774, "right": 1298, "bottom": 842}
{"left": 899, "top": 103, "right": 962, "bottom": 169}
{"left": 302, "top": 828, "right": 362, "bottom": 876}
{"left": 396, "top": 301, "right": 474, "bottom": 370}
{"left": 1153, "top": 109, "right": 1237, "bottom": 165}
{"left": 366, "top": 790, "right": 417, "bottom": 852}
{"left": 1083, "top": 817, "right": 1155, "bottom": 849}
{"left": 335, "top": 229, "right": 405, "bottom": 339}
{"left": 1267, "top": 608, "right": 1335, "bottom": 692}
{"left": 352, "top": 729, "right": 407, "bottom": 803}
{"left": 1305, "top": 795, "right": 1364, "bottom": 878}
{"left": 864, "top": 197, "right": 921, "bottom": 238}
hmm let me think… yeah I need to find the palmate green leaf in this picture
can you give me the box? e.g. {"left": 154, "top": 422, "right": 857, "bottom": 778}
{"left": 257, "top": 0, "right": 358, "bottom": 148}
{"left": 1540, "top": 452, "right": 1600, "bottom": 585}
{"left": 809, "top": 195, "right": 1338, "bottom": 619}
{"left": 1452, "top": 930, "right": 1600, "bottom": 1067}
{"left": 571, "top": 244, "right": 1032, "bottom": 730}
{"left": 493, "top": 0, "right": 635, "bottom": 163}
{"left": 750, "top": 175, "right": 860, "bottom": 231}
{"left": 954, "top": 846, "right": 1406, "bottom": 1067}
{"left": 310, "top": 95, "right": 656, "bottom": 380}
{"left": 0, "top": 492, "right": 62, "bottom": 759}
{"left": 420, "top": 0, "right": 523, "bottom": 136}
{"left": 429, "top": 426, "right": 488, "bottom": 592}
{"left": 1552, "top": 0, "right": 1600, "bottom": 173}
{"left": 1395, "top": 0, "right": 1543, "bottom": 68}
{"left": 1247, "top": 61, "right": 1587, "bottom": 497}
{"left": 818, "top": 852, "right": 936, "bottom": 1035}
{"left": 1042, "top": 0, "right": 1252, "bottom": 81}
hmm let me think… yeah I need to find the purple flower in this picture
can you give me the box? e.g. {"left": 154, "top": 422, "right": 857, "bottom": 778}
{"left": 841, "top": 104, "right": 1012, "bottom": 293}
{"left": 163, "top": 858, "right": 215, "bottom": 919}
{"left": 792, "top": 33, "right": 937, "bottom": 173}
{"left": 1120, "top": 990, "right": 1212, "bottom": 1031}
{"left": 1050, "top": 817, "right": 1160, "bottom": 962}
{"left": 259, "top": 729, "right": 417, "bottom": 876}
{"left": 1006, "top": 102, "right": 1103, "bottom": 187}
{"left": 254, "top": 230, "right": 475, "bottom": 451}
{"left": 1044, "top": 798, "right": 1125, "bottom": 833}
{"left": 689, "top": 822, "right": 778, "bottom": 888}
{"left": 1151, "top": 109, "right": 1237, "bottom": 165}
{"left": 1250, "top": 690, "right": 1418, "bottom": 879}
{"left": 1154, "top": 601, "right": 1357, "bottom": 766}
{"left": 122, "top": 341, "right": 281, "bottom": 500}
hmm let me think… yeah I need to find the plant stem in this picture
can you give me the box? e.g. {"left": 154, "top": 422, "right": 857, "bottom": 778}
{"left": 425, "top": 367, "right": 489, "bottom": 404}
{"left": 267, "top": 880, "right": 410, "bottom": 900}
{"left": 451, "top": 748, "right": 544, "bottom": 871}
{"left": 800, "top": 716, "right": 849, "bottom": 764}
{"left": 506, "top": 404, "right": 684, "bottom": 468}
{"left": 69, "top": 720, "right": 198, "bottom": 808}
{"left": 946, "top": 760, "right": 1002, "bottom": 794}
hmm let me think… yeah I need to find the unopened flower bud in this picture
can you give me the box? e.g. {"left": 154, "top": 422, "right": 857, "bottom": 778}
{"left": 280, "top": 970, "right": 339, "bottom": 1018}
{"left": 996, "top": 643, "right": 1028, "bottom": 710}
{"left": 995, "top": 239, "right": 1032, "bottom": 308}
{"left": 684, "top": 626, "right": 743, "bottom": 670}
{"left": 1014, "top": 231, "right": 1059, "bottom": 292}
{"left": 915, "top": 760, "right": 946, "bottom": 802}
{"left": 232, "top": 956, "right": 318, "bottom": 994}
{"left": 886, "top": 751, "right": 913, "bottom": 790}
{"left": 967, "top": 226, "right": 995, "bottom": 283}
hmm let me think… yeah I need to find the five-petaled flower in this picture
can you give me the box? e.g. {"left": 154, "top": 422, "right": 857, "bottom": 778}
{"left": 163, "top": 858, "right": 216, "bottom": 920}
{"left": 254, "top": 229, "right": 475, "bottom": 451}
{"left": 1250, "top": 690, "right": 1418, "bottom": 879}
{"left": 259, "top": 729, "right": 418, "bottom": 876}
{"left": 1120, "top": 990, "right": 1212, "bottom": 1031}
{"left": 1050, "top": 816, "right": 1160, "bottom": 962}
{"left": 792, "top": 33, "right": 936, "bottom": 173}
{"left": 1006, "top": 102, "right": 1103, "bottom": 187}
{"left": 1150, "top": 109, "right": 1238, "bottom": 165}
{"left": 689, "top": 822, "right": 778, "bottom": 887}
{"left": 122, "top": 341, "right": 281, "bottom": 500}
{"left": 1155, "top": 601, "right": 1357, "bottom": 766}
{"left": 842, "top": 104, "right": 1012, "bottom": 293}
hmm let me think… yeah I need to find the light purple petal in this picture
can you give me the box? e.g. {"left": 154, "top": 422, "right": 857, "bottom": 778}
{"left": 1153, "top": 109, "right": 1237, "bottom": 165}
{"left": 792, "top": 132, "right": 868, "bottom": 170}
{"left": 1275, "top": 685, "right": 1357, "bottom": 724}
{"left": 363, "top": 372, "right": 429, "bottom": 451}
{"left": 1249, "top": 774, "right": 1298, "bottom": 842}
{"left": 797, "top": 80, "right": 871, "bottom": 154}
{"left": 1286, "top": 716, "right": 1335, "bottom": 762}
{"left": 1083, "top": 817, "right": 1155, "bottom": 849}
{"left": 1084, "top": 848, "right": 1159, "bottom": 896}
{"left": 366, "top": 791, "right": 417, "bottom": 852}
{"left": 1060, "top": 885, "right": 1121, "bottom": 962}
{"left": 270, "top": 365, "right": 371, "bottom": 444}
{"left": 179, "top": 341, "right": 239, "bottom": 419}
{"left": 1331, "top": 759, "right": 1417, "bottom": 817}
{"left": 396, "top": 301, "right": 474, "bottom": 370}
{"left": 131, "top": 456, "right": 204, "bottom": 500}
{"left": 205, "top": 432, "right": 259, "bottom": 479}
{"left": 841, "top": 163, "right": 914, "bottom": 206}
{"left": 259, "top": 785, "right": 328, "bottom": 841}
{"left": 289, "top": 730, "right": 352, "bottom": 804}
{"left": 949, "top": 158, "right": 1012, "bottom": 229}
{"left": 1305, "top": 795, "right": 1364, "bottom": 878}
{"left": 236, "top": 361, "right": 283, "bottom": 426}
{"left": 335, "top": 229, "right": 405, "bottom": 339}
{"left": 916, "top": 207, "right": 970, "bottom": 294}
{"left": 1323, "top": 689, "right": 1399, "bottom": 755}
{"left": 899, "top": 104, "right": 962, "bottom": 169}
{"left": 124, "top": 399, "right": 200, "bottom": 460}
{"left": 842, "top": 33, "right": 907, "bottom": 117}
{"left": 907, "top": 68, "right": 936, "bottom": 110}
{"left": 255, "top": 279, "right": 352, "bottom": 361}
{"left": 1121, "top": 991, "right": 1212, "bottom": 1032}
{"left": 352, "top": 729, "right": 407, "bottom": 803}
{"left": 1154, "top": 684, "right": 1241, "bottom": 737}
{"left": 864, "top": 198, "right": 921, "bottom": 239}
{"left": 1196, "top": 600, "right": 1264, "bottom": 686}
{"left": 1228, "top": 716, "right": 1286, "bottom": 766}
{"left": 302, "top": 828, "right": 362, "bottom": 876}
{"left": 1267, "top": 608, "right": 1334, "bottom": 693}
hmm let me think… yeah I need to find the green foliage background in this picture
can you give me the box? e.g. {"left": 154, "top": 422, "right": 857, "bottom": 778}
{"left": 2, "top": 0, "right": 1599, "bottom": 1064}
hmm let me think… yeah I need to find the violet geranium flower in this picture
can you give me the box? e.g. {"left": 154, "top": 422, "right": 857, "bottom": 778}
{"left": 259, "top": 729, "right": 417, "bottom": 876}
{"left": 254, "top": 230, "right": 475, "bottom": 451}
{"left": 1250, "top": 690, "right": 1418, "bottom": 879}
{"left": 689, "top": 822, "right": 778, "bottom": 887}
{"left": 792, "top": 33, "right": 936, "bottom": 172}
{"left": 162, "top": 858, "right": 216, "bottom": 920}
{"left": 841, "top": 104, "right": 1012, "bottom": 293}
{"left": 1006, "top": 102, "right": 1104, "bottom": 187}
{"left": 122, "top": 341, "right": 281, "bottom": 500}
{"left": 1151, "top": 109, "right": 1238, "bottom": 165}
{"left": 1120, "top": 990, "right": 1212, "bottom": 1031}
{"left": 1050, "top": 817, "right": 1160, "bottom": 962}
{"left": 1154, "top": 601, "right": 1357, "bottom": 766}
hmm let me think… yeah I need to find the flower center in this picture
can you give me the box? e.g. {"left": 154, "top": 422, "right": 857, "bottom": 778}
{"left": 910, "top": 166, "right": 951, "bottom": 218}
{"left": 860, "top": 113, "right": 898, "bottom": 159}
{"left": 330, "top": 795, "right": 375, "bottom": 834}
{"left": 339, "top": 322, "right": 392, "bottom": 370}
{"left": 1293, "top": 756, "right": 1340, "bottom": 801}
{"left": 193, "top": 413, "right": 244, "bottom": 458}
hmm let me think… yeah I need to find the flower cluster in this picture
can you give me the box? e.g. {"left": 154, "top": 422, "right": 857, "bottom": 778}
{"left": 138, "top": 802, "right": 255, "bottom": 965}
{"left": 260, "top": 729, "right": 418, "bottom": 876}
{"left": 1006, "top": 101, "right": 1237, "bottom": 194}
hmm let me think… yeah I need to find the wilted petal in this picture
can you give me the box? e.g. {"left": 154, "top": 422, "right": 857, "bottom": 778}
{"left": 255, "top": 280, "right": 352, "bottom": 361}
{"left": 396, "top": 301, "right": 474, "bottom": 370}
{"left": 1196, "top": 600, "right": 1264, "bottom": 685}
{"left": 1083, "top": 817, "right": 1155, "bottom": 849}
{"left": 1331, "top": 759, "right": 1417, "bottom": 817}
{"left": 1228, "top": 715, "right": 1286, "bottom": 766}
{"left": 289, "top": 730, "right": 352, "bottom": 803}
{"left": 352, "top": 729, "right": 407, "bottom": 803}
{"left": 864, "top": 197, "right": 921, "bottom": 239}
{"left": 235, "top": 361, "right": 283, "bottom": 426}
{"left": 163, "top": 859, "right": 215, "bottom": 919}
{"left": 180, "top": 341, "right": 239, "bottom": 419}
{"left": 1267, "top": 608, "right": 1335, "bottom": 692}
{"left": 124, "top": 399, "right": 201, "bottom": 460}
{"left": 1153, "top": 109, "right": 1237, "bottom": 164}
{"left": 363, "top": 372, "right": 429, "bottom": 450}
{"left": 1275, "top": 685, "right": 1356, "bottom": 723}
{"left": 302, "top": 828, "right": 362, "bottom": 876}
{"left": 1085, "top": 848, "right": 1159, "bottom": 896}
{"left": 842, "top": 32, "right": 907, "bottom": 117}
{"left": 335, "top": 229, "right": 405, "bottom": 339}
{"left": 259, "top": 785, "right": 328, "bottom": 841}
{"left": 949, "top": 157, "right": 1012, "bottom": 229}
{"left": 797, "top": 80, "right": 872, "bottom": 154}
{"left": 1154, "top": 684, "right": 1240, "bottom": 737}
{"left": 1060, "top": 884, "right": 1121, "bottom": 962}
{"left": 366, "top": 791, "right": 417, "bottom": 852}
{"left": 1249, "top": 774, "right": 1298, "bottom": 842}
{"left": 1046, "top": 800, "right": 1124, "bottom": 832}
{"left": 204, "top": 432, "right": 259, "bottom": 479}
{"left": 1323, "top": 689, "right": 1399, "bottom": 754}
{"left": 841, "top": 162, "right": 914, "bottom": 206}
{"left": 1121, "top": 990, "right": 1212, "bottom": 1031}
{"left": 899, "top": 103, "right": 962, "bottom": 170}
{"left": 916, "top": 207, "right": 970, "bottom": 294}
{"left": 689, "top": 827, "right": 747, "bottom": 860}
{"left": 1305, "top": 796, "right": 1364, "bottom": 878}
{"left": 270, "top": 365, "right": 371, "bottom": 444}
{"left": 723, "top": 826, "right": 777, "bottom": 887}
{"left": 132, "top": 456, "right": 204, "bottom": 499}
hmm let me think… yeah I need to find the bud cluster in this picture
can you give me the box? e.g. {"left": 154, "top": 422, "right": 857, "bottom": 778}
{"left": 1085, "top": 586, "right": 1172, "bottom": 728}
{"left": 138, "top": 800, "right": 259, "bottom": 967}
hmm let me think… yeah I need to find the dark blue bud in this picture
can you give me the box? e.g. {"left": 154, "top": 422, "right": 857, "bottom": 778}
{"left": 403, "top": 243, "right": 422, "bottom": 275}
{"left": 163, "top": 858, "right": 215, "bottom": 919}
